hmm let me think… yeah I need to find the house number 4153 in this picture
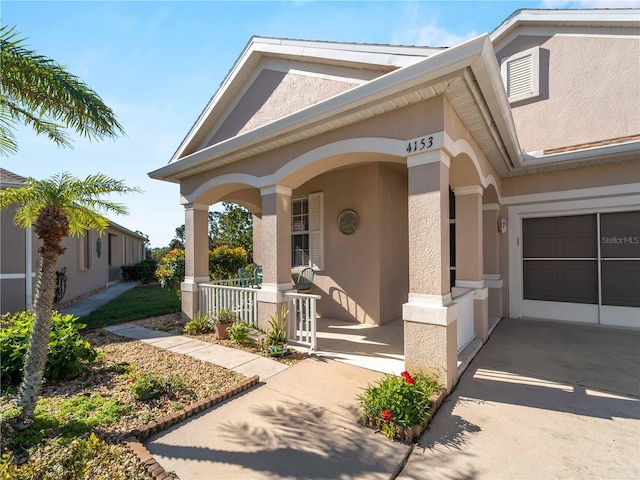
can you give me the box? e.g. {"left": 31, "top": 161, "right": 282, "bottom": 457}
{"left": 406, "top": 136, "right": 434, "bottom": 154}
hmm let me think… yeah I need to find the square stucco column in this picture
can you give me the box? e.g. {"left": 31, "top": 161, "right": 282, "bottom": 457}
{"left": 257, "top": 186, "right": 292, "bottom": 329}
{"left": 181, "top": 203, "right": 210, "bottom": 321}
{"left": 454, "top": 186, "right": 489, "bottom": 342}
{"left": 403, "top": 150, "right": 458, "bottom": 392}
{"left": 483, "top": 204, "right": 504, "bottom": 320}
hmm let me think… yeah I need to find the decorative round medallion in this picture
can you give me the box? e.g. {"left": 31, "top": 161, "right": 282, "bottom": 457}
{"left": 338, "top": 209, "right": 359, "bottom": 235}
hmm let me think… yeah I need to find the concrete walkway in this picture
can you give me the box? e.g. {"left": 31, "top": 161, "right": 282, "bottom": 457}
{"left": 103, "top": 323, "right": 410, "bottom": 479}
{"left": 398, "top": 318, "right": 640, "bottom": 480}
{"left": 60, "top": 281, "right": 139, "bottom": 317}
{"left": 145, "top": 357, "right": 410, "bottom": 480}
{"left": 104, "top": 323, "right": 289, "bottom": 380}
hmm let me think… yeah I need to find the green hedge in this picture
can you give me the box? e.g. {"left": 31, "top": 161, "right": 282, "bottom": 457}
{"left": 0, "top": 311, "right": 97, "bottom": 391}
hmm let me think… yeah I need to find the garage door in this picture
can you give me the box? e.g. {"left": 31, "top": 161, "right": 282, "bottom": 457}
{"left": 522, "top": 211, "right": 640, "bottom": 328}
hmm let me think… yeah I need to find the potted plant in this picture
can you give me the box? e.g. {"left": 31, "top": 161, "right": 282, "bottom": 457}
{"left": 213, "top": 308, "right": 236, "bottom": 340}
{"left": 266, "top": 304, "right": 288, "bottom": 356}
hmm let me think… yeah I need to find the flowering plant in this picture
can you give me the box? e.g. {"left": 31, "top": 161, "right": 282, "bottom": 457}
{"left": 358, "top": 370, "right": 440, "bottom": 439}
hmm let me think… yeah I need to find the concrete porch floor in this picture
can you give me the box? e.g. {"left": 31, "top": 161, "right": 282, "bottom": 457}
{"left": 308, "top": 317, "right": 406, "bottom": 375}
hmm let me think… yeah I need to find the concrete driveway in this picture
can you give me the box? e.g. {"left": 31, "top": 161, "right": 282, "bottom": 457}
{"left": 399, "top": 318, "right": 640, "bottom": 480}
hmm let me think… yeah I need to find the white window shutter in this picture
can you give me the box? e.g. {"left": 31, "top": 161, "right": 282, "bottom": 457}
{"left": 308, "top": 192, "right": 323, "bottom": 270}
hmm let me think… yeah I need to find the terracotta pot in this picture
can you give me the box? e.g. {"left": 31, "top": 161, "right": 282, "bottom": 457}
{"left": 215, "top": 322, "right": 233, "bottom": 339}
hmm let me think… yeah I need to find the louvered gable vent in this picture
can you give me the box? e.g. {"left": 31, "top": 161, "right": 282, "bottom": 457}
{"left": 507, "top": 54, "right": 533, "bottom": 97}
{"left": 500, "top": 46, "right": 540, "bottom": 103}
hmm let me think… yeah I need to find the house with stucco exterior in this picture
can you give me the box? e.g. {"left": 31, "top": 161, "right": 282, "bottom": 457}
{"left": 149, "top": 9, "right": 640, "bottom": 391}
{"left": 0, "top": 168, "right": 148, "bottom": 315}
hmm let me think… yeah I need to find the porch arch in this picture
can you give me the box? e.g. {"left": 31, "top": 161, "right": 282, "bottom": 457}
{"left": 182, "top": 137, "right": 408, "bottom": 204}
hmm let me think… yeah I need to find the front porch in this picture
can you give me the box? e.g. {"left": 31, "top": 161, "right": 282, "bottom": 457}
{"left": 196, "top": 279, "right": 486, "bottom": 382}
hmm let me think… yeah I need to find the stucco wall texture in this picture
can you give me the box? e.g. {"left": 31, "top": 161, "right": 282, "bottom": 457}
{"left": 497, "top": 35, "right": 640, "bottom": 152}
{"left": 295, "top": 162, "right": 408, "bottom": 325}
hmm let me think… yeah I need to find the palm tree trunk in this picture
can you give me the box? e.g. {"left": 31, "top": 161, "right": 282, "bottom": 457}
{"left": 16, "top": 248, "right": 58, "bottom": 421}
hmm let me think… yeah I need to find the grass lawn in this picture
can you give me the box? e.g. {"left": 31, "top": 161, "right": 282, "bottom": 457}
{"left": 81, "top": 284, "right": 180, "bottom": 329}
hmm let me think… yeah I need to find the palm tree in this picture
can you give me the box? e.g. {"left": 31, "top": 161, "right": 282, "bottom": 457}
{"left": 0, "top": 25, "right": 124, "bottom": 156}
{"left": 0, "top": 172, "right": 140, "bottom": 425}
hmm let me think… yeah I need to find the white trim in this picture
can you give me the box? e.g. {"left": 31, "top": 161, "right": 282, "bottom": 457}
{"left": 0, "top": 272, "right": 36, "bottom": 280}
{"left": 507, "top": 194, "right": 640, "bottom": 319}
{"left": 260, "top": 185, "right": 292, "bottom": 197}
{"left": 455, "top": 279, "right": 486, "bottom": 289}
{"left": 184, "top": 276, "right": 210, "bottom": 285}
{"left": 407, "top": 149, "right": 451, "bottom": 169}
{"left": 523, "top": 140, "right": 640, "bottom": 168}
{"left": 484, "top": 274, "right": 503, "bottom": 289}
{"left": 503, "top": 183, "right": 640, "bottom": 206}
{"left": 407, "top": 292, "right": 453, "bottom": 307}
{"left": 403, "top": 300, "right": 457, "bottom": 326}
{"left": 490, "top": 9, "right": 640, "bottom": 50}
{"left": 183, "top": 203, "right": 209, "bottom": 211}
{"left": 522, "top": 300, "right": 599, "bottom": 324}
{"left": 454, "top": 185, "right": 483, "bottom": 197}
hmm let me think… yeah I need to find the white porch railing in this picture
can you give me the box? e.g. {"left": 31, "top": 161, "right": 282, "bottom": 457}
{"left": 209, "top": 278, "right": 242, "bottom": 287}
{"left": 198, "top": 282, "right": 257, "bottom": 325}
{"left": 453, "top": 289, "right": 475, "bottom": 352}
{"left": 285, "top": 291, "right": 320, "bottom": 350}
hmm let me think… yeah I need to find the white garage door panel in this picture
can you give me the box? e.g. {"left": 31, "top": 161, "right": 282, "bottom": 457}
{"left": 523, "top": 300, "right": 598, "bottom": 324}
{"left": 601, "top": 306, "right": 640, "bottom": 329}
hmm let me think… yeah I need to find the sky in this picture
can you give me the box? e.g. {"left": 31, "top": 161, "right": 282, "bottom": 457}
{"left": 2, "top": 0, "right": 638, "bottom": 248}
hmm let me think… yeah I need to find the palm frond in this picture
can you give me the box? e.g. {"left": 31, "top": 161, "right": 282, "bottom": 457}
{"left": 0, "top": 25, "right": 125, "bottom": 153}
{"left": 1, "top": 171, "right": 141, "bottom": 233}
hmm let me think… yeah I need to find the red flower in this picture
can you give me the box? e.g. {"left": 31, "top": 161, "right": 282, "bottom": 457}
{"left": 401, "top": 371, "right": 415, "bottom": 384}
{"left": 381, "top": 409, "right": 393, "bottom": 423}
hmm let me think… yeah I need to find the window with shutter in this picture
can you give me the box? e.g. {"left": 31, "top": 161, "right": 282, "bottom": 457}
{"left": 500, "top": 46, "right": 539, "bottom": 103}
{"left": 291, "top": 192, "right": 323, "bottom": 270}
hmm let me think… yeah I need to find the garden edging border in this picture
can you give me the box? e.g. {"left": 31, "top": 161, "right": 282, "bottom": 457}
{"left": 123, "top": 375, "right": 260, "bottom": 479}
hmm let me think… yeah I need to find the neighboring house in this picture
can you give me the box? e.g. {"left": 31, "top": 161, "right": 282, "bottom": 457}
{"left": 0, "top": 168, "right": 148, "bottom": 315}
{"left": 149, "top": 9, "right": 639, "bottom": 391}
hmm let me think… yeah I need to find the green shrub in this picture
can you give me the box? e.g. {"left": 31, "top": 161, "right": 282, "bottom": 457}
{"left": 155, "top": 248, "right": 185, "bottom": 291}
{"left": 209, "top": 245, "right": 248, "bottom": 280}
{"left": 0, "top": 433, "right": 147, "bottom": 479}
{"left": 0, "top": 311, "right": 97, "bottom": 391}
{"left": 214, "top": 308, "right": 237, "bottom": 325}
{"left": 124, "top": 369, "right": 191, "bottom": 401}
{"left": 183, "top": 312, "right": 211, "bottom": 334}
{"left": 358, "top": 371, "right": 440, "bottom": 438}
{"left": 228, "top": 321, "right": 249, "bottom": 343}
{"left": 120, "top": 259, "right": 157, "bottom": 283}
{"left": 156, "top": 246, "right": 249, "bottom": 292}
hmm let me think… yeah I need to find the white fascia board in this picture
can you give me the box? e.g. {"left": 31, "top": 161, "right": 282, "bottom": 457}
{"left": 522, "top": 140, "right": 640, "bottom": 167}
{"left": 149, "top": 35, "right": 491, "bottom": 182}
{"left": 469, "top": 38, "right": 524, "bottom": 170}
{"left": 254, "top": 37, "right": 444, "bottom": 59}
{"left": 491, "top": 9, "right": 640, "bottom": 49}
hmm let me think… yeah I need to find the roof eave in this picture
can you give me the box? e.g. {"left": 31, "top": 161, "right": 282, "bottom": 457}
{"left": 150, "top": 34, "right": 519, "bottom": 183}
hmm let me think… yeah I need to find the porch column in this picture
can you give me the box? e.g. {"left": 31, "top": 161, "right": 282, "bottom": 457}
{"left": 257, "top": 185, "right": 292, "bottom": 329}
{"left": 454, "top": 186, "right": 489, "bottom": 342}
{"left": 403, "top": 150, "right": 458, "bottom": 393}
{"left": 483, "top": 203, "right": 504, "bottom": 320}
{"left": 181, "top": 203, "right": 209, "bottom": 321}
